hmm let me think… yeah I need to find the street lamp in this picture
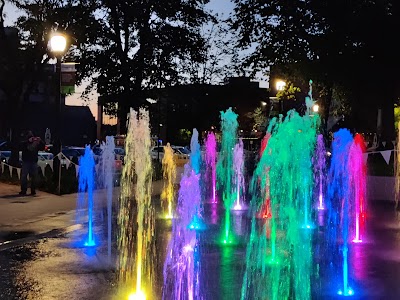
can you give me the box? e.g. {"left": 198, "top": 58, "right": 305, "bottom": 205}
{"left": 276, "top": 80, "right": 286, "bottom": 91}
{"left": 50, "top": 34, "right": 67, "bottom": 53}
{"left": 49, "top": 33, "right": 68, "bottom": 195}
{"left": 313, "top": 104, "right": 319, "bottom": 113}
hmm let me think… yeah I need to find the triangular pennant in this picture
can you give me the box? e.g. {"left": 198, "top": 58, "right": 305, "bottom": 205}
{"left": 65, "top": 159, "right": 71, "bottom": 170}
{"left": 362, "top": 153, "right": 368, "bottom": 164}
{"left": 17, "top": 168, "right": 21, "bottom": 179}
{"left": 40, "top": 164, "right": 46, "bottom": 177}
{"left": 75, "top": 165, "right": 79, "bottom": 177}
{"left": 382, "top": 141, "right": 387, "bottom": 147}
{"left": 392, "top": 140, "right": 396, "bottom": 146}
{"left": 381, "top": 150, "right": 392, "bottom": 165}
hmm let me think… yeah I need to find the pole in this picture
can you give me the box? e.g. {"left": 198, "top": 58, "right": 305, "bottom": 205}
{"left": 55, "top": 57, "right": 62, "bottom": 195}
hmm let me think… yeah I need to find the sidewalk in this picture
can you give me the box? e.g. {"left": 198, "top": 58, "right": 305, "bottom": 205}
{"left": 0, "top": 180, "right": 164, "bottom": 243}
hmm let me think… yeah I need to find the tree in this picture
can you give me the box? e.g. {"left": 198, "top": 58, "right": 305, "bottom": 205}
{"left": 232, "top": 0, "right": 400, "bottom": 140}
{"left": 75, "top": 0, "right": 212, "bottom": 130}
{"left": 179, "top": 15, "right": 241, "bottom": 85}
{"left": 276, "top": 82, "right": 301, "bottom": 102}
{"left": 246, "top": 107, "right": 266, "bottom": 131}
{"left": 13, "top": 0, "right": 213, "bottom": 133}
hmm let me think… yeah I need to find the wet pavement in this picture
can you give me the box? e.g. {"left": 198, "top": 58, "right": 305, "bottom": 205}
{"left": 1, "top": 199, "right": 400, "bottom": 299}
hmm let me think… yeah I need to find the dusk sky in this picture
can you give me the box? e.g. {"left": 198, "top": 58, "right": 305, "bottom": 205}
{"left": 3, "top": 0, "right": 267, "bottom": 120}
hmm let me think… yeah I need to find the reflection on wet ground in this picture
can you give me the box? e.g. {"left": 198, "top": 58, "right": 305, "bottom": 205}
{"left": 2, "top": 201, "right": 400, "bottom": 299}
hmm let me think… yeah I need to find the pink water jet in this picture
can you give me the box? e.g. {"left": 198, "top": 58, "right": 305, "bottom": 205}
{"left": 349, "top": 134, "right": 367, "bottom": 243}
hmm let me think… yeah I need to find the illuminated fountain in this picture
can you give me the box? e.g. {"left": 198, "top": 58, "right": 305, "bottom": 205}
{"left": 314, "top": 134, "right": 326, "bottom": 210}
{"left": 216, "top": 108, "right": 238, "bottom": 244}
{"left": 77, "top": 145, "right": 96, "bottom": 247}
{"left": 188, "top": 129, "right": 205, "bottom": 230}
{"left": 233, "top": 138, "right": 246, "bottom": 210}
{"left": 349, "top": 134, "right": 367, "bottom": 243}
{"left": 204, "top": 132, "right": 217, "bottom": 203}
{"left": 99, "top": 136, "right": 115, "bottom": 260}
{"left": 190, "top": 129, "right": 201, "bottom": 175}
{"left": 256, "top": 131, "right": 272, "bottom": 219}
{"left": 396, "top": 121, "right": 400, "bottom": 209}
{"left": 163, "top": 130, "right": 203, "bottom": 299}
{"left": 326, "top": 129, "right": 355, "bottom": 297}
{"left": 161, "top": 143, "right": 176, "bottom": 219}
{"left": 118, "top": 108, "right": 154, "bottom": 300}
{"left": 241, "top": 110, "right": 318, "bottom": 299}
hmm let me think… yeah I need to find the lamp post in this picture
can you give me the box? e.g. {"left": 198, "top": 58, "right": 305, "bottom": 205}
{"left": 49, "top": 33, "right": 67, "bottom": 195}
{"left": 275, "top": 80, "right": 286, "bottom": 114}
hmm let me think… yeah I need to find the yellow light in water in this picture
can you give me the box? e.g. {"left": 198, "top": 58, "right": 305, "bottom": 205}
{"left": 128, "top": 290, "right": 146, "bottom": 300}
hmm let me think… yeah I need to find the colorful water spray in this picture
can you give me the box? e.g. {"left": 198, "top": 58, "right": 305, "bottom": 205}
{"left": 257, "top": 132, "right": 271, "bottom": 219}
{"left": 396, "top": 121, "right": 400, "bottom": 210}
{"left": 327, "top": 129, "right": 355, "bottom": 297}
{"left": 233, "top": 138, "right": 245, "bottom": 210}
{"left": 100, "top": 136, "right": 115, "bottom": 260}
{"left": 217, "top": 108, "right": 238, "bottom": 244}
{"left": 314, "top": 134, "right": 326, "bottom": 210}
{"left": 190, "top": 129, "right": 201, "bottom": 175}
{"left": 118, "top": 108, "right": 154, "bottom": 300}
{"left": 161, "top": 143, "right": 176, "bottom": 219}
{"left": 204, "top": 132, "right": 217, "bottom": 203}
{"left": 349, "top": 134, "right": 367, "bottom": 243}
{"left": 242, "top": 110, "right": 318, "bottom": 299}
{"left": 77, "top": 145, "right": 96, "bottom": 247}
{"left": 188, "top": 129, "right": 205, "bottom": 230}
{"left": 163, "top": 164, "right": 202, "bottom": 300}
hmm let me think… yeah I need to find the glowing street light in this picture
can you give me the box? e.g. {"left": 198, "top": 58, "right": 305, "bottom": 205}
{"left": 49, "top": 33, "right": 67, "bottom": 53}
{"left": 276, "top": 80, "right": 286, "bottom": 91}
{"left": 313, "top": 104, "right": 319, "bottom": 113}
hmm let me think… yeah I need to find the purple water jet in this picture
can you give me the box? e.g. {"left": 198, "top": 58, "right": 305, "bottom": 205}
{"left": 204, "top": 132, "right": 217, "bottom": 203}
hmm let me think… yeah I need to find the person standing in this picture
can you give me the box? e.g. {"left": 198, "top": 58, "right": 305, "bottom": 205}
{"left": 19, "top": 131, "right": 45, "bottom": 196}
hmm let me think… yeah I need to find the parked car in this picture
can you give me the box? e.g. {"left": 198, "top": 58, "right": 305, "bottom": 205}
{"left": 150, "top": 145, "right": 190, "bottom": 165}
{"left": 0, "top": 141, "right": 11, "bottom": 151}
{"left": 37, "top": 152, "right": 54, "bottom": 173}
{"left": 1, "top": 151, "right": 53, "bottom": 174}
{"left": 62, "top": 147, "right": 86, "bottom": 159}
{"left": 0, "top": 150, "right": 11, "bottom": 163}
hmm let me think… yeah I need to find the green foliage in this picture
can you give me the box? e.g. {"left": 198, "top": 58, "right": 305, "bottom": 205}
{"left": 246, "top": 107, "right": 266, "bottom": 130}
{"left": 395, "top": 104, "right": 400, "bottom": 132}
{"left": 177, "top": 129, "right": 192, "bottom": 145}
{"left": 276, "top": 82, "right": 301, "bottom": 101}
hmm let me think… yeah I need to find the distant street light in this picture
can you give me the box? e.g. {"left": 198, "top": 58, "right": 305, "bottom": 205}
{"left": 313, "top": 104, "right": 319, "bottom": 113}
{"left": 49, "top": 32, "right": 68, "bottom": 195}
{"left": 261, "top": 101, "right": 267, "bottom": 106}
{"left": 276, "top": 80, "right": 286, "bottom": 91}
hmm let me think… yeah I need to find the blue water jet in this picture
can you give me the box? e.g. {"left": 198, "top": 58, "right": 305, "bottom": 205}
{"left": 327, "top": 129, "right": 354, "bottom": 297}
{"left": 78, "top": 145, "right": 96, "bottom": 247}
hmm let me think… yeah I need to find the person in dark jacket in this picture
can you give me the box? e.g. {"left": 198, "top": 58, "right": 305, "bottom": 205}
{"left": 19, "top": 131, "right": 45, "bottom": 196}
